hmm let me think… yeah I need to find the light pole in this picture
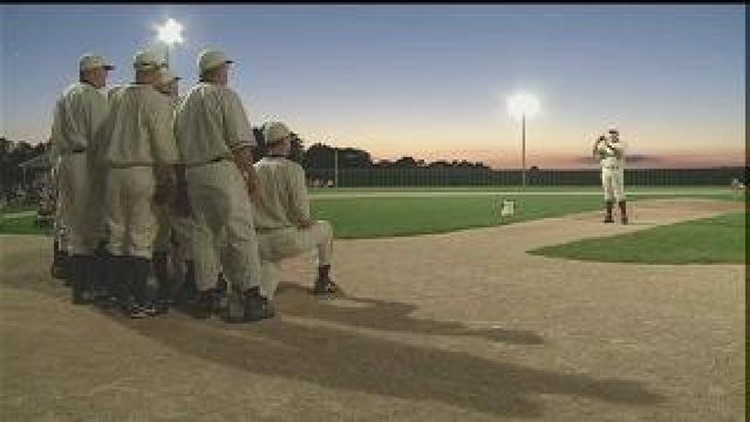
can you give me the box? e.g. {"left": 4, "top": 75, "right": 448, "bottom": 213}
{"left": 507, "top": 93, "right": 540, "bottom": 188}
{"left": 334, "top": 148, "right": 339, "bottom": 187}
{"left": 156, "top": 18, "right": 184, "bottom": 67}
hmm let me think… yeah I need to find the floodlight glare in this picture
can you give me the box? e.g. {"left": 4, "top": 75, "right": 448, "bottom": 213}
{"left": 157, "top": 18, "right": 184, "bottom": 46}
{"left": 507, "top": 93, "right": 540, "bottom": 120}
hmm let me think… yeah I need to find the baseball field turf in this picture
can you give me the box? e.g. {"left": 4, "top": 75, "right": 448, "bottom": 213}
{"left": 1, "top": 187, "right": 744, "bottom": 263}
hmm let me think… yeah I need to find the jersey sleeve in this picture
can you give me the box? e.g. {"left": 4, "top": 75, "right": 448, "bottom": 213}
{"left": 222, "top": 90, "right": 256, "bottom": 150}
{"left": 287, "top": 164, "right": 311, "bottom": 223}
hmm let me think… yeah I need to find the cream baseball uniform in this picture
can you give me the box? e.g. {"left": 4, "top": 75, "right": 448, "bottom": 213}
{"left": 49, "top": 82, "right": 108, "bottom": 255}
{"left": 98, "top": 84, "right": 178, "bottom": 258}
{"left": 153, "top": 94, "right": 183, "bottom": 255}
{"left": 174, "top": 82, "right": 261, "bottom": 294}
{"left": 252, "top": 156, "right": 333, "bottom": 300}
{"left": 595, "top": 136, "right": 627, "bottom": 202}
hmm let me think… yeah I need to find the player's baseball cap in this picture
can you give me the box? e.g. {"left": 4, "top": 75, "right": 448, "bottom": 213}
{"left": 157, "top": 68, "right": 181, "bottom": 86}
{"left": 198, "top": 49, "right": 233, "bottom": 74}
{"left": 263, "top": 121, "right": 293, "bottom": 144}
{"left": 133, "top": 50, "right": 162, "bottom": 71}
{"left": 608, "top": 127, "right": 619, "bottom": 134}
{"left": 79, "top": 54, "right": 114, "bottom": 72}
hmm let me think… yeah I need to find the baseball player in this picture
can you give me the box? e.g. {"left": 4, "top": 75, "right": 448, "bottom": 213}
{"left": 97, "top": 50, "right": 179, "bottom": 318}
{"left": 174, "top": 48, "right": 273, "bottom": 322}
{"left": 150, "top": 68, "right": 183, "bottom": 310}
{"left": 252, "top": 121, "right": 340, "bottom": 300}
{"left": 592, "top": 127, "right": 629, "bottom": 224}
{"left": 49, "top": 53, "right": 113, "bottom": 304}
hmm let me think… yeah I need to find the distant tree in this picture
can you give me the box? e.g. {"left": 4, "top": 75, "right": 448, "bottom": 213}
{"left": 304, "top": 142, "right": 336, "bottom": 170}
{"left": 0, "top": 139, "right": 46, "bottom": 197}
{"left": 337, "top": 147, "right": 373, "bottom": 169}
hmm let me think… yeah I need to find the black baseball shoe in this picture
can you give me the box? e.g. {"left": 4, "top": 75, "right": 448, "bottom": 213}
{"left": 241, "top": 287, "right": 275, "bottom": 322}
{"left": 127, "top": 304, "right": 149, "bottom": 319}
{"left": 313, "top": 277, "right": 342, "bottom": 298}
{"left": 188, "top": 289, "right": 217, "bottom": 319}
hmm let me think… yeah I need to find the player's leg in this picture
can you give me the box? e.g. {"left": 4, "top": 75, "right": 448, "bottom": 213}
{"left": 601, "top": 170, "right": 615, "bottom": 223}
{"left": 613, "top": 169, "right": 628, "bottom": 224}
{"left": 104, "top": 168, "right": 130, "bottom": 311}
{"left": 218, "top": 163, "right": 273, "bottom": 322}
{"left": 123, "top": 167, "right": 158, "bottom": 318}
{"left": 292, "top": 221, "right": 339, "bottom": 296}
{"left": 185, "top": 166, "right": 222, "bottom": 319}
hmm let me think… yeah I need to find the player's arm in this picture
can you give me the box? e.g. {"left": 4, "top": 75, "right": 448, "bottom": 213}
{"left": 222, "top": 90, "right": 259, "bottom": 192}
{"left": 592, "top": 137, "right": 604, "bottom": 158}
{"left": 289, "top": 166, "right": 313, "bottom": 228}
{"left": 610, "top": 140, "right": 624, "bottom": 158}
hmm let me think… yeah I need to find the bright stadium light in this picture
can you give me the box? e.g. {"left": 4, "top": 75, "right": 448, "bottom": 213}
{"left": 156, "top": 18, "right": 184, "bottom": 67}
{"left": 507, "top": 93, "right": 540, "bottom": 188}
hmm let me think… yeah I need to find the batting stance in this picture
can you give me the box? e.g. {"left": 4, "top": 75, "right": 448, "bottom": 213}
{"left": 592, "top": 127, "right": 629, "bottom": 224}
{"left": 49, "top": 53, "right": 113, "bottom": 304}
{"left": 174, "top": 49, "right": 272, "bottom": 322}
{"left": 98, "top": 50, "right": 179, "bottom": 318}
{"left": 251, "top": 121, "right": 340, "bottom": 300}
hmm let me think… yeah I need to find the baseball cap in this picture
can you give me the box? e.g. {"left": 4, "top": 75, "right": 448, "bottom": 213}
{"left": 263, "top": 121, "right": 293, "bottom": 144}
{"left": 133, "top": 50, "right": 162, "bottom": 70}
{"left": 157, "top": 68, "right": 181, "bottom": 86}
{"left": 198, "top": 49, "right": 234, "bottom": 74}
{"left": 608, "top": 127, "right": 619, "bottom": 134}
{"left": 79, "top": 54, "right": 114, "bottom": 72}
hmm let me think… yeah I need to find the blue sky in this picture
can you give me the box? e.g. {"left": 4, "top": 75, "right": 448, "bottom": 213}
{"left": 1, "top": 4, "right": 745, "bottom": 168}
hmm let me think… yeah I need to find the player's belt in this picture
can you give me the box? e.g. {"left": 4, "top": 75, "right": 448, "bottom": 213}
{"left": 61, "top": 147, "right": 86, "bottom": 155}
{"left": 603, "top": 165, "right": 620, "bottom": 170}
{"left": 186, "top": 156, "right": 230, "bottom": 167}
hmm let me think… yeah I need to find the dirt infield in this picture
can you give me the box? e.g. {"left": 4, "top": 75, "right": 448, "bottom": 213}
{"left": 1, "top": 198, "right": 744, "bottom": 421}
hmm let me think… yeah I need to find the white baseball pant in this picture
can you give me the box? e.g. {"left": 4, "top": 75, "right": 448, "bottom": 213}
{"left": 104, "top": 167, "right": 158, "bottom": 258}
{"left": 56, "top": 153, "right": 98, "bottom": 254}
{"left": 186, "top": 160, "right": 262, "bottom": 294}
{"left": 601, "top": 167, "right": 626, "bottom": 202}
{"left": 257, "top": 220, "right": 333, "bottom": 300}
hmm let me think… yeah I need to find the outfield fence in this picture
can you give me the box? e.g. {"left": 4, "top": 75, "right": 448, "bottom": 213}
{"left": 306, "top": 167, "right": 748, "bottom": 188}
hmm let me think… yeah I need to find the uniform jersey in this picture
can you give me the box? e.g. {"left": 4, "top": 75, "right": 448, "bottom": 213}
{"left": 595, "top": 138, "right": 627, "bottom": 169}
{"left": 50, "top": 82, "right": 108, "bottom": 157}
{"left": 252, "top": 157, "right": 310, "bottom": 230}
{"left": 98, "top": 84, "right": 178, "bottom": 167}
{"left": 174, "top": 82, "right": 255, "bottom": 166}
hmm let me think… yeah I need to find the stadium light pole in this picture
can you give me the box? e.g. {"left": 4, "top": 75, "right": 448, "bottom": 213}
{"left": 507, "top": 93, "right": 540, "bottom": 188}
{"left": 156, "top": 18, "right": 184, "bottom": 67}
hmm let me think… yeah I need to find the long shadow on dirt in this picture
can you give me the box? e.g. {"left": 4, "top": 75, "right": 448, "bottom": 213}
{"left": 2, "top": 267, "right": 665, "bottom": 418}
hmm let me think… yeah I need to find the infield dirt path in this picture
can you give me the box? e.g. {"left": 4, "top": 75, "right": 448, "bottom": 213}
{"left": 1, "top": 198, "right": 744, "bottom": 421}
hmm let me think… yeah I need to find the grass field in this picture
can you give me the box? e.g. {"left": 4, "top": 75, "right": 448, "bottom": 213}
{"left": 0, "top": 204, "right": 37, "bottom": 215}
{"left": 529, "top": 211, "right": 746, "bottom": 264}
{"left": 312, "top": 194, "right": 604, "bottom": 238}
{"left": 0, "top": 214, "right": 53, "bottom": 236}
{"left": 0, "top": 187, "right": 743, "bottom": 238}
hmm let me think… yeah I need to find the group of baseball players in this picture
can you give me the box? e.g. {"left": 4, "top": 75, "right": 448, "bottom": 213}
{"left": 49, "top": 48, "right": 340, "bottom": 322}
{"left": 593, "top": 127, "right": 629, "bottom": 224}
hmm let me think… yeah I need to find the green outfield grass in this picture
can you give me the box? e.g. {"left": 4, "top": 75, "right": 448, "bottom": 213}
{"left": 528, "top": 212, "right": 746, "bottom": 264}
{"left": 311, "top": 194, "right": 605, "bottom": 239}
{"left": 0, "top": 204, "right": 37, "bottom": 215}
{"left": 1, "top": 188, "right": 743, "bottom": 238}
{"left": 0, "top": 215, "right": 53, "bottom": 235}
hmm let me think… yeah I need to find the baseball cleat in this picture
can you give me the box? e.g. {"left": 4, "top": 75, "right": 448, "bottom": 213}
{"left": 313, "top": 278, "right": 342, "bottom": 298}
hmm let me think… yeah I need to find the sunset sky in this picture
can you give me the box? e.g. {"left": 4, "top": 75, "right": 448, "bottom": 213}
{"left": 1, "top": 4, "right": 745, "bottom": 169}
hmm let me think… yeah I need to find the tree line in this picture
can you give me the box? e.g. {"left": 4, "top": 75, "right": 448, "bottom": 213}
{"left": 251, "top": 128, "right": 489, "bottom": 170}
{"left": 1, "top": 131, "right": 491, "bottom": 195}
